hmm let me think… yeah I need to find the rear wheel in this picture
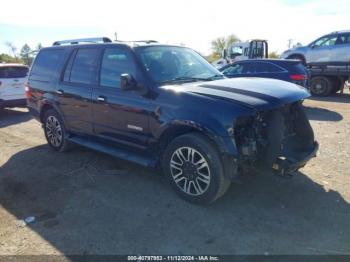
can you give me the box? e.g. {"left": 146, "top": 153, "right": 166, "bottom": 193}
{"left": 43, "top": 109, "right": 71, "bottom": 152}
{"left": 309, "top": 76, "right": 332, "bottom": 96}
{"left": 162, "top": 133, "right": 231, "bottom": 204}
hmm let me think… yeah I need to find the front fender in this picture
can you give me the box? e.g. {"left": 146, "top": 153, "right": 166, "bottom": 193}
{"left": 155, "top": 119, "right": 239, "bottom": 157}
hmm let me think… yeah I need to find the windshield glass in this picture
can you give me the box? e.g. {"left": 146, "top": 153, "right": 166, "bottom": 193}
{"left": 135, "top": 46, "right": 223, "bottom": 84}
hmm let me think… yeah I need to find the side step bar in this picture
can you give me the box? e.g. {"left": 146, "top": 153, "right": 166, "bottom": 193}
{"left": 67, "top": 136, "right": 157, "bottom": 168}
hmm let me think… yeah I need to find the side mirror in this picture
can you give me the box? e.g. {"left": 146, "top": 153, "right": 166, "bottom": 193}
{"left": 120, "top": 74, "right": 137, "bottom": 91}
{"left": 310, "top": 44, "right": 316, "bottom": 49}
{"left": 120, "top": 73, "right": 147, "bottom": 94}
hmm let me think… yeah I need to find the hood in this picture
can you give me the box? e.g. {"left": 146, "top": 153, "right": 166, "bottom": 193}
{"left": 161, "top": 78, "right": 310, "bottom": 111}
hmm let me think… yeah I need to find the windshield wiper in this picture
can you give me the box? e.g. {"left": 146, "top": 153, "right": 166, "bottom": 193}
{"left": 162, "top": 75, "right": 223, "bottom": 84}
{"left": 162, "top": 76, "right": 209, "bottom": 84}
{"left": 205, "top": 74, "right": 225, "bottom": 80}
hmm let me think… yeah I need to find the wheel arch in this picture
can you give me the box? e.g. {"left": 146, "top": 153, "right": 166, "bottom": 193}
{"left": 157, "top": 121, "right": 238, "bottom": 157}
{"left": 39, "top": 101, "right": 62, "bottom": 123}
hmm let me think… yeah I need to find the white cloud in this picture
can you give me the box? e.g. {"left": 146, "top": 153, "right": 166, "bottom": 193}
{"left": 1, "top": 0, "right": 349, "bottom": 55}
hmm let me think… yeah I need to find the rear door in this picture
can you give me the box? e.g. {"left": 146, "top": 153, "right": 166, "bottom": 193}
{"left": 92, "top": 46, "right": 152, "bottom": 150}
{"left": 253, "top": 61, "right": 287, "bottom": 80}
{"left": 0, "top": 66, "right": 28, "bottom": 100}
{"left": 333, "top": 33, "right": 350, "bottom": 62}
{"left": 57, "top": 47, "right": 101, "bottom": 134}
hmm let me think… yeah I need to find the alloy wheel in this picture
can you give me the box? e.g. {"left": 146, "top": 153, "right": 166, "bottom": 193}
{"left": 46, "top": 115, "right": 63, "bottom": 147}
{"left": 170, "top": 147, "right": 211, "bottom": 196}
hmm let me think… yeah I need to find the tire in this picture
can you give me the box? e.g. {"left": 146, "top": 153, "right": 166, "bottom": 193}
{"left": 162, "top": 133, "right": 231, "bottom": 204}
{"left": 330, "top": 78, "right": 344, "bottom": 94}
{"left": 309, "top": 76, "right": 332, "bottom": 96}
{"left": 43, "top": 109, "right": 71, "bottom": 152}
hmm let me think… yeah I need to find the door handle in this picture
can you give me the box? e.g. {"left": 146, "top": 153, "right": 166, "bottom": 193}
{"left": 97, "top": 96, "right": 106, "bottom": 102}
{"left": 56, "top": 89, "right": 64, "bottom": 95}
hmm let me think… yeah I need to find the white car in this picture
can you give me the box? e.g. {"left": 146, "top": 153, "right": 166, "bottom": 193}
{"left": 0, "top": 63, "right": 29, "bottom": 109}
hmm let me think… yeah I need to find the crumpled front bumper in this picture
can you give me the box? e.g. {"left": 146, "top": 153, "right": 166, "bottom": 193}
{"left": 272, "top": 141, "right": 319, "bottom": 177}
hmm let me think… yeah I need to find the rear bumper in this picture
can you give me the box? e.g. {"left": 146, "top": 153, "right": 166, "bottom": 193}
{"left": 0, "top": 98, "right": 26, "bottom": 108}
{"left": 272, "top": 141, "right": 319, "bottom": 176}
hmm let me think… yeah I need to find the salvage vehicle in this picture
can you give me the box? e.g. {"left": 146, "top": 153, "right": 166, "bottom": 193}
{"left": 281, "top": 31, "right": 350, "bottom": 96}
{"left": 280, "top": 30, "right": 350, "bottom": 64}
{"left": 212, "top": 39, "right": 268, "bottom": 69}
{"left": 27, "top": 37, "right": 318, "bottom": 204}
{"left": 0, "top": 64, "right": 28, "bottom": 108}
{"left": 219, "top": 59, "right": 308, "bottom": 87}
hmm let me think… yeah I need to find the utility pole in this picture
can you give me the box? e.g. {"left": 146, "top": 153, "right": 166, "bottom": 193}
{"left": 288, "top": 39, "right": 293, "bottom": 49}
{"left": 114, "top": 32, "right": 118, "bottom": 41}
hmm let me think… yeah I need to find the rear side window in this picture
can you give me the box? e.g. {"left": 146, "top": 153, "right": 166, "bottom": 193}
{"left": 0, "top": 66, "right": 28, "bottom": 78}
{"left": 66, "top": 48, "right": 100, "bottom": 85}
{"left": 256, "top": 62, "right": 284, "bottom": 73}
{"left": 337, "top": 34, "right": 350, "bottom": 45}
{"left": 30, "top": 49, "right": 65, "bottom": 81}
{"left": 100, "top": 48, "right": 136, "bottom": 88}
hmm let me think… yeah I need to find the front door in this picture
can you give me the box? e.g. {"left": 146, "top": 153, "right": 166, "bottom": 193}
{"left": 92, "top": 46, "right": 153, "bottom": 151}
{"left": 307, "top": 35, "right": 337, "bottom": 63}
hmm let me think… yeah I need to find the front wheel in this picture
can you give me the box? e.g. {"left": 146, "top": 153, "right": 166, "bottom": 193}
{"left": 162, "top": 133, "right": 231, "bottom": 204}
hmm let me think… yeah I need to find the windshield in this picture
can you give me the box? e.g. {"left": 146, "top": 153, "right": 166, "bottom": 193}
{"left": 135, "top": 46, "right": 223, "bottom": 84}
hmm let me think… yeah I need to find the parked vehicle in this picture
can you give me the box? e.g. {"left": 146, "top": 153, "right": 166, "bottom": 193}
{"left": 27, "top": 37, "right": 318, "bottom": 204}
{"left": 281, "top": 31, "right": 350, "bottom": 96}
{"left": 280, "top": 30, "right": 350, "bottom": 64}
{"left": 0, "top": 64, "right": 28, "bottom": 108}
{"left": 219, "top": 59, "right": 308, "bottom": 87}
{"left": 212, "top": 39, "right": 268, "bottom": 69}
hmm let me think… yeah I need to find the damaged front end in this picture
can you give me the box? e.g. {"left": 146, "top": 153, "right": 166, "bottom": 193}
{"left": 233, "top": 101, "right": 318, "bottom": 177}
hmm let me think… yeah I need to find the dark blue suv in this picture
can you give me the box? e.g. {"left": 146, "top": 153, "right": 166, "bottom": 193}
{"left": 27, "top": 37, "right": 318, "bottom": 204}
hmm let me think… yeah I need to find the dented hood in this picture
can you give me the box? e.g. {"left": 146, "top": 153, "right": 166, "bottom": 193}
{"left": 161, "top": 77, "right": 310, "bottom": 111}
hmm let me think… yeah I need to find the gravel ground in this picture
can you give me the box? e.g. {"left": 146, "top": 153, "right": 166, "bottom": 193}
{"left": 0, "top": 91, "right": 349, "bottom": 255}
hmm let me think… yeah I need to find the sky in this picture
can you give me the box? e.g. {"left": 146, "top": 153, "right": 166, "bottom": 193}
{"left": 0, "top": 0, "right": 349, "bottom": 56}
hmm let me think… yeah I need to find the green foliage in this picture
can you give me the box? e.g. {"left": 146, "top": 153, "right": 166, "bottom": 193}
{"left": 268, "top": 51, "right": 280, "bottom": 59}
{"left": 0, "top": 53, "right": 23, "bottom": 63}
{"left": 211, "top": 34, "right": 240, "bottom": 54}
{"left": 206, "top": 52, "right": 221, "bottom": 63}
{"left": 20, "top": 44, "right": 33, "bottom": 65}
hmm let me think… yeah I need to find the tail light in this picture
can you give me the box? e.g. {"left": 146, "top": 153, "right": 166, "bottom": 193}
{"left": 0, "top": 81, "right": 2, "bottom": 86}
{"left": 25, "top": 82, "right": 32, "bottom": 99}
{"left": 290, "top": 74, "right": 307, "bottom": 81}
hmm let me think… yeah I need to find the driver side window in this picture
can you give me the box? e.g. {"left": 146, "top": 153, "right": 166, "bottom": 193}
{"left": 313, "top": 35, "right": 337, "bottom": 47}
{"left": 100, "top": 47, "right": 136, "bottom": 88}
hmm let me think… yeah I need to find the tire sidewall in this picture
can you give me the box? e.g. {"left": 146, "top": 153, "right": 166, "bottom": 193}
{"left": 310, "top": 77, "right": 332, "bottom": 96}
{"left": 162, "top": 134, "right": 227, "bottom": 204}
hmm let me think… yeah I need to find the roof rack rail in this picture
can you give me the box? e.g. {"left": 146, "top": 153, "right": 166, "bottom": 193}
{"left": 115, "top": 40, "right": 158, "bottom": 44}
{"left": 53, "top": 37, "right": 112, "bottom": 46}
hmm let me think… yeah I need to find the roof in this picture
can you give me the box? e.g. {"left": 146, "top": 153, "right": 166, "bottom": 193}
{"left": 331, "top": 30, "right": 350, "bottom": 34}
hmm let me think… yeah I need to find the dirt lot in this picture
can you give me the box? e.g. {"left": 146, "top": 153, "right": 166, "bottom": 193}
{"left": 0, "top": 92, "right": 349, "bottom": 255}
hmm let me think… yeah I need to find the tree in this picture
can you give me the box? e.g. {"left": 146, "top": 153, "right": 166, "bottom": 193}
{"left": 211, "top": 34, "right": 240, "bottom": 54}
{"left": 0, "top": 53, "right": 20, "bottom": 63}
{"left": 36, "top": 43, "right": 43, "bottom": 51}
{"left": 20, "top": 44, "right": 33, "bottom": 65}
{"left": 5, "top": 42, "right": 18, "bottom": 58}
{"left": 268, "top": 51, "right": 280, "bottom": 59}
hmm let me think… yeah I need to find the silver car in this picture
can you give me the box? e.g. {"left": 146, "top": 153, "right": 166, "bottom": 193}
{"left": 281, "top": 30, "right": 350, "bottom": 64}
